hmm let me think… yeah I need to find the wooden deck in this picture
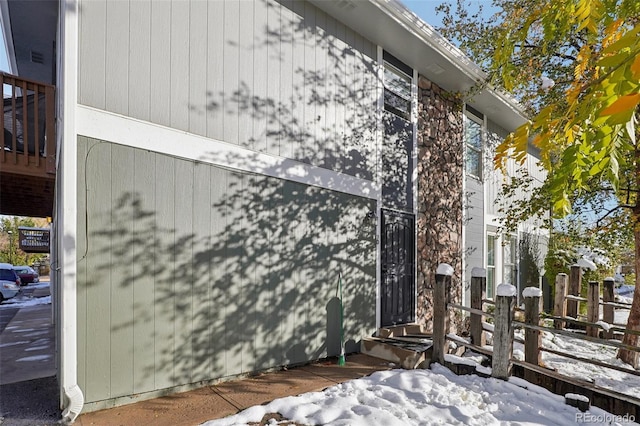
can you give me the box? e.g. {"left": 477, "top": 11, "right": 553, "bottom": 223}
{"left": 0, "top": 73, "right": 55, "bottom": 217}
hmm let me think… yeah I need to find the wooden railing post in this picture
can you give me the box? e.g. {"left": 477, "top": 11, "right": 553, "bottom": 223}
{"left": 523, "top": 287, "right": 542, "bottom": 382}
{"left": 554, "top": 273, "right": 568, "bottom": 329}
{"left": 602, "top": 278, "right": 615, "bottom": 339}
{"left": 492, "top": 283, "right": 515, "bottom": 380}
{"left": 587, "top": 281, "right": 600, "bottom": 337}
{"left": 567, "top": 265, "right": 581, "bottom": 319}
{"left": 432, "top": 263, "right": 453, "bottom": 366}
{"left": 45, "top": 85, "right": 56, "bottom": 174}
{"left": 470, "top": 267, "right": 486, "bottom": 347}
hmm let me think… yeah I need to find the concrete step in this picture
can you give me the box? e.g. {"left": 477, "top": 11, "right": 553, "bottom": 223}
{"left": 361, "top": 325, "right": 433, "bottom": 369}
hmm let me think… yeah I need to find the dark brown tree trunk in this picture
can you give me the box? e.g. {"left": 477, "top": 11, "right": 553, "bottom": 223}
{"left": 617, "top": 141, "right": 640, "bottom": 367}
{"left": 617, "top": 215, "right": 640, "bottom": 367}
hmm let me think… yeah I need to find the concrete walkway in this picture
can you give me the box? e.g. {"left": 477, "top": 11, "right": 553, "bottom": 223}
{"left": 77, "top": 354, "right": 392, "bottom": 426}
{"left": 0, "top": 281, "right": 60, "bottom": 426}
{"left": 0, "top": 283, "right": 55, "bottom": 386}
{"left": 1, "top": 280, "right": 392, "bottom": 425}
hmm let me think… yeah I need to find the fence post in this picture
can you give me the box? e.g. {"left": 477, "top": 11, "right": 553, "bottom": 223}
{"left": 470, "top": 268, "right": 486, "bottom": 348}
{"left": 567, "top": 265, "right": 581, "bottom": 319}
{"left": 586, "top": 281, "right": 600, "bottom": 337}
{"left": 432, "top": 263, "right": 453, "bottom": 366}
{"left": 492, "top": 283, "right": 515, "bottom": 380}
{"left": 602, "top": 278, "right": 615, "bottom": 339}
{"left": 523, "top": 287, "right": 542, "bottom": 371}
{"left": 554, "top": 273, "right": 568, "bottom": 329}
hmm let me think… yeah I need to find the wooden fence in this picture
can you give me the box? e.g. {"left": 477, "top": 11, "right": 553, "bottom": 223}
{"left": 434, "top": 269, "right": 640, "bottom": 382}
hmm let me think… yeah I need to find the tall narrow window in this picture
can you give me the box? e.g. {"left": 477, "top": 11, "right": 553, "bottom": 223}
{"left": 383, "top": 52, "right": 412, "bottom": 120}
{"left": 487, "top": 234, "right": 496, "bottom": 298}
{"left": 464, "top": 110, "right": 483, "bottom": 178}
{"left": 504, "top": 235, "right": 518, "bottom": 287}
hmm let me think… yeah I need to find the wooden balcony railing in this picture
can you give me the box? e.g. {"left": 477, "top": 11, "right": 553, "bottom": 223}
{"left": 1, "top": 72, "right": 56, "bottom": 176}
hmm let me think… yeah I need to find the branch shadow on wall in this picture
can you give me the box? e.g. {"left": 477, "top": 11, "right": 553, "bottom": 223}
{"left": 73, "top": 0, "right": 433, "bottom": 403}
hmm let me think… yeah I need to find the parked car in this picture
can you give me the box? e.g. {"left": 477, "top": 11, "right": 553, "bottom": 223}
{"left": 0, "top": 263, "right": 21, "bottom": 303}
{"left": 13, "top": 265, "right": 39, "bottom": 285}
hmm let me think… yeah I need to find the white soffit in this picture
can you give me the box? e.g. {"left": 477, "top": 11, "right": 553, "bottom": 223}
{"left": 310, "top": 0, "right": 528, "bottom": 131}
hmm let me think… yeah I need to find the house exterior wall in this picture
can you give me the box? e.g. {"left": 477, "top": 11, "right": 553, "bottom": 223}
{"left": 77, "top": 0, "right": 378, "bottom": 180}
{"left": 416, "top": 76, "right": 463, "bottom": 332}
{"left": 74, "top": 0, "right": 382, "bottom": 407}
{"left": 30, "top": 0, "right": 541, "bottom": 416}
{"left": 464, "top": 177, "right": 484, "bottom": 305}
{"left": 483, "top": 119, "right": 549, "bottom": 302}
{"left": 76, "top": 136, "right": 376, "bottom": 406}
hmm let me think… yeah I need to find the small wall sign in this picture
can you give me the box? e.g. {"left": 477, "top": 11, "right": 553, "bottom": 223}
{"left": 18, "top": 227, "right": 50, "bottom": 253}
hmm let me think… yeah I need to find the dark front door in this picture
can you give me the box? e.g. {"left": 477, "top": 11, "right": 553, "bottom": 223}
{"left": 381, "top": 209, "right": 415, "bottom": 326}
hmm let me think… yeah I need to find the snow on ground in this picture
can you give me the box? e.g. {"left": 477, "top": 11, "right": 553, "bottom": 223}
{"left": 204, "top": 287, "right": 640, "bottom": 425}
{"left": 28, "top": 281, "right": 51, "bottom": 290}
{"left": 513, "top": 329, "right": 640, "bottom": 398}
{"left": 203, "top": 364, "right": 636, "bottom": 426}
{"left": 0, "top": 295, "right": 51, "bottom": 308}
{"left": 0, "top": 281, "right": 51, "bottom": 309}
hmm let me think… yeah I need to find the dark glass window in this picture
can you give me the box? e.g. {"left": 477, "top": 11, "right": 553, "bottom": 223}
{"left": 487, "top": 234, "right": 496, "bottom": 298}
{"left": 384, "top": 61, "right": 412, "bottom": 120}
{"left": 464, "top": 113, "right": 483, "bottom": 177}
{"left": 0, "top": 269, "right": 17, "bottom": 281}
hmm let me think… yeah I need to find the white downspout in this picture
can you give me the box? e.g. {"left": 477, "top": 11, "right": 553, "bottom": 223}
{"left": 59, "top": 0, "right": 84, "bottom": 422}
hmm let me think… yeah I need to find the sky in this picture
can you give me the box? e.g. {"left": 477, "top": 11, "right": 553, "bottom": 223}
{"left": 402, "top": 0, "right": 495, "bottom": 30}
{"left": 0, "top": 52, "right": 7, "bottom": 73}
{"left": 403, "top": 0, "right": 447, "bottom": 27}
{"left": 0, "top": 19, "right": 8, "bottom": 73}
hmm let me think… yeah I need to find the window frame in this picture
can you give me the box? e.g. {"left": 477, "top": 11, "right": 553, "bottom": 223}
{"left": 464, "top": 109, "right": 484, "bottom": 179}
{"left": 503, "top": 234, "right": 518, "bottom": 287}
{"left": 383, "top": 61, "right": 412, "bottom": 121}
{"left": 486, "top": 233, "right": 496, "bottom": 299}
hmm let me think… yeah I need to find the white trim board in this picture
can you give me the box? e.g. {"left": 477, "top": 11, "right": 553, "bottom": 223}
{"left": 76, "top": 105, "right": 379, "bottom": 200}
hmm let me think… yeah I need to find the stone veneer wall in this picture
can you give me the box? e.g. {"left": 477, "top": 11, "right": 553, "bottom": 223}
{"left": 416, "top": 75, "right": 464, "bottom": 333}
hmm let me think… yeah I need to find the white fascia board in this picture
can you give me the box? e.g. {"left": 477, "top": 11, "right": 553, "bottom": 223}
{"left": 371, "top": 0, "right": 528, "bottom": 128}
{"left": 373, "top": 0, "right": 484, "bottom": 83}
{"left": 76, "top": 106, "right": 379, "bottom": 200}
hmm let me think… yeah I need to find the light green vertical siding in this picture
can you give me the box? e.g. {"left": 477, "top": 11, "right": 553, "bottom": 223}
{"left": 77, "top": 0, "right": 378, "bottom": 180}
{"left": 189, "top": 0, "right": 208, "bottom": 137}
{"left": 209, "top": 167, "right": 228, "bottom": 376}
{"left": 149, "top": 0, "right": 171, "bottom": 126}
{"left": 206, "top": 0, "right": 225, "bottom": 142}
{"left": 128, "top": 0, "right": 151, "bottom": 120}
{"left": 83, "top": 141, "right": 112, "bottom": 401}
{"left": 174, "top": 160, "right": 194, "bottom": 383}
{"left": 109, "top": 144, "right": 135, "bottom": 397}
{"left": 105, "top": 1, "right": 129, "bottom": 116}
{"left": 77, "top": 138, "right": 376, "bottom": 405}
{"left": 153, "top": 154, "right": 176, "bottom": 390}
{"left": 132, "top": 149, "right": 156, "bottom": 393}
{"left": 170, "top": 0, "right": 190, "bottom": 130}
{"left": 192, "top": 163, "right": 212, "bottom": 382}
